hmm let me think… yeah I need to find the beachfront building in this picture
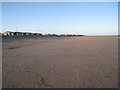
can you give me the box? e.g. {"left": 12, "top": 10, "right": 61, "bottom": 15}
{"left": 33, "top": 33, "right": 42, "bottom": 36}
{"left": 13, "top": 32, "right": 23, "bottom": 36}
{"left": 2, "top": 31, "right": 13, "bottom": 36}
{"left": 2, "top": 32, "right": 8, "bottom": 36}
{"left": 2, "top": 31, "right": 43, "bottom": 36}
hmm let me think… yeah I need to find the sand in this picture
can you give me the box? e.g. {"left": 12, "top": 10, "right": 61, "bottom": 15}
{"left": 2, "top": 36, "right": 118, "bottom": 88}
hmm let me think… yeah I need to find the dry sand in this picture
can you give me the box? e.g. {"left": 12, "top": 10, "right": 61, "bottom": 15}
{"left": 2, "top": 36, "right": 118, "bottom": 88}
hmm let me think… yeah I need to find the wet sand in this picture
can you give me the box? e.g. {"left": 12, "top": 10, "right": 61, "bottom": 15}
{"left": 2, "top": 36, "right": 118, "bottom": 88}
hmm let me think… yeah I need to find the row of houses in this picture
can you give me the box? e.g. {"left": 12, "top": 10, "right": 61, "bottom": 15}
{"left": 1, "top": 31, "right": 85, "bottom": 37}
{"left": 2, "top": 31, "right": 42, "bottom": 36}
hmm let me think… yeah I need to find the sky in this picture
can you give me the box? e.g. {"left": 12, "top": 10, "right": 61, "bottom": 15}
{"left": 2, "top": 2, "right": 118, "bottom": 35}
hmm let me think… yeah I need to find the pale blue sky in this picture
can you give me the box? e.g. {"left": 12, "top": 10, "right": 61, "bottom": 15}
{"left": 2, "top": 2, "right": 118, "bottom": 35}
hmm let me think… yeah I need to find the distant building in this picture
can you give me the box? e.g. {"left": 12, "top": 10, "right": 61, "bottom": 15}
{"left": 13, "top": 32, "right": 23, "bottom": 36}
{"left": 2, "top": 31, "right": 43, "bottom": 36}
{"left": 2, "top": 31, "right": 12, "bottom": 36}
{"left": 2, "top": 31, "right": 84, "bottom": 37}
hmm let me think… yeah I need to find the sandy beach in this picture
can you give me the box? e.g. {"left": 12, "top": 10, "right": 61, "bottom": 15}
{"left": 2, "top": 36, "right": 118, "bottom": 88}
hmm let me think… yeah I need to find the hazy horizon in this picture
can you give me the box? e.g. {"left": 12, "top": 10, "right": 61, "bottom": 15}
{"left": 2, "top": 2, "right": 118, "bottom": 35}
